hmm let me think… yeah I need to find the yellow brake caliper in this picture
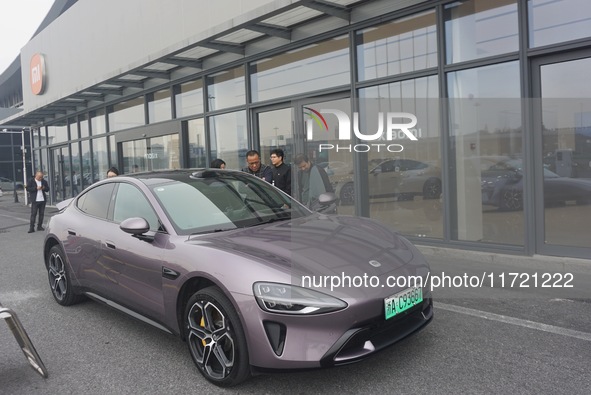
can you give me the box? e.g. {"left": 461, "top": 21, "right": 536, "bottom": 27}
{"left": 200, "top": 316, "right": 206, "bottom": 346}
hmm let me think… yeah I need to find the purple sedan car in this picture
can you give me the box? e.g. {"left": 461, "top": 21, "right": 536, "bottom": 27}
{"left": 43, "top": 169, "right": 432, "bottom": 386}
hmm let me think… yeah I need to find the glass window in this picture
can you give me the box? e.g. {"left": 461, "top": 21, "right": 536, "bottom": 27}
{"left": 69, "top": 118, "right": 79, "bottom": 140}
{"left": 148, "top": 134, "right": 180, "bottom": 171}
{"left": 122, "top": 139, "right": 147, "bottom": 174}
{"left": 187, "top": 118, "right": 206, "bottom": 168}
{"left": 250, "top": 36, "right": 350, "bottom": 102}
{"left": 206, "top": 67, "right": 245, "bottom": 110}
{"left": 31, "top": 128, "right": 40, "bottom": 148}
{"left": 92, "top": 137, "right": 109, "bottom": 181}
{"left": 70, "top": 142, "right": 81, "bottom": 197}
{"left": 91, "top": 109, "right": 106, "bottom": 135}
{"left": 357, "top": 11, "right": 437, "bottom": 81}
{"left": 77, "top": 183, "right": 115, "bottom": 219}
{"left": 79, "top": 114, "right": 89, "bottom": 139}
{"left": 108, "top": 97, "right": 145, "bottom": 132}
{"left": 80, "top": 140, "right": 92, "bottom": 189}
{"left": 447, "top": 61, "right": 523, "bottom": 245}
{"left": 528, "top": 0, "right": 591, "bottom": 47}
{"left": 109, "top": 134, "right": 117, "bottom": 169}
{"left": 444, "top": 0, "right": 518, "bottom": 64}
{"left": 175, "top": 79, "right": 204, "bottom": 117}
{"left": 148, "top": 89, "right": 172, "bottom": 123}
{"left": 358, "top": 76, "right": 441, "bottom": 238}
{"left": 539, "top": 57, "right": 591, "bottom": 249}
{"left": 258, "top": 108, "right": 294, "bottom": 165}
{"left": 209, "top": 110, "right": 247, "bottom": 170}
{"left": 113, "top": 183, "right": 159, "bottom": 231}
{"left": 47, "top": 123, "right": 68, "bottom": 145}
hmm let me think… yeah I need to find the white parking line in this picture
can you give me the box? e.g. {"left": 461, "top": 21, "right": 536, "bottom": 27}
{"left": 0, "top": 213, "right": 29, "bottom": 223}
{"left": 435, "top": 302, "right": 591, "bottom": 342}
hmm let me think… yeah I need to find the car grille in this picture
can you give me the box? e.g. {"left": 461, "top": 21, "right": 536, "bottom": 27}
{"left": 320, "top": 298, "right": 433, "bottom": 367}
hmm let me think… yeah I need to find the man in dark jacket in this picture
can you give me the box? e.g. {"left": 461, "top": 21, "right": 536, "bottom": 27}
{"left": 242, "top": 150, "right": 273, "bottom": 183}
{"left": 294, "top": 154, "right": 333, "bottom": 209}
{"left": 26, "top": 171, "right": 50, "bottom": 233}
{"left": 270, "top": 148, "right": 291, "bottom": 196}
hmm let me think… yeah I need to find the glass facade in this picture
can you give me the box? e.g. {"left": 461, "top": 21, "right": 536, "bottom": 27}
{"left": 250, "top": 35, "right": 350, "bottom": 102}
{"left": 357, "top": 11, "right": 437, "bottom": 81}
{"left": 26, "top": 0, "right": 591, "bottom": 259}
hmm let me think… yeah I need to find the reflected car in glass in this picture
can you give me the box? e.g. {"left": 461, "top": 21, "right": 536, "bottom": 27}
{"left": 481, "top": 158, "right": 591, "bottom": 210}
{"left": 43, "top": 169, "right": 433, "bottom": 387}
{"left": 333, "top": 159, "right": 442, "bottom": 205}
{"left": 0, "top": 176, "right": 24, "bottom": 191}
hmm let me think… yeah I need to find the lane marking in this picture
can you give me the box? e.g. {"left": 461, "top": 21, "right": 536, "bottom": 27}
{"left": 435, "top": 302, "right": 591, "bottom": 342}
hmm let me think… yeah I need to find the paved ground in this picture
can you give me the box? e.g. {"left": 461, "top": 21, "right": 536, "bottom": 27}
{"left": 1, "top": 196, "right": 590, "bottom": 394}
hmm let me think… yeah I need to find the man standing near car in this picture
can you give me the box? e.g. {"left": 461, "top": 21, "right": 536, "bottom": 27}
{"left": 26, "top": 171, "right": 50, "bottom": 233}
{"left": 294, "top": 154, "right": 332, "bottom": 209}
{"left": 242, "top": 150, "right": 273, "bottom": 183}
{"left": 270, "top": 148, "right": 291, "bottom": 196}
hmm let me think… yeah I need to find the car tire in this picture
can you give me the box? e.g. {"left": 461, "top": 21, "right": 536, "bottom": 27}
{"left": 339, "top": 182, "right": 355, "bottom": 205}
{"left": 184, "top": 286, "right": 250, "bottom": 387}
{"left": 47, "top": 245, "right": 83, "bottom": 306}
{"left": 422, "top": 177, "right": 442, "bottom": 200}
{"left": 500, "top": 188, "right": 523, "bottom": 211}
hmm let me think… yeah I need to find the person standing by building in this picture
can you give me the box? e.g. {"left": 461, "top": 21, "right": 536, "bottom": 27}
{"left": 294, "top": 154, "right": 332, "bottom": 209}
{"left": 242, "top": 150, "right": 273, "bottom": 183}
{"left": 107, "top": 167, "right": 120, "bottom": 178}
{"left": 210, "top": 159, "right": 226, "bottom": 169}
{"left": 26, "top": 171, "right": 50, "bottom": 233}
{"left": 270, "top": 148, "right": 291, "bottom": 195}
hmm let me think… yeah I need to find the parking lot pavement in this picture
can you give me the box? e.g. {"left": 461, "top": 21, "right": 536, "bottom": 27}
{"left": 1, "top": 196, "right": 590, "bottom": 394}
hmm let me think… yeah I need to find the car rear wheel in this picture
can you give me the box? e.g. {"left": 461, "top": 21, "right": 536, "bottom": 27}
{"left": 422, "top": 177, "right": 442, "bottom": 200}
{"left": 47, "top": 245, "right": 83, "bottom": 306}
{"left": 339, "top": 182, "right": 355, "bottom": 205}
{"left": 184, "top": 287, "right": 250, "bottom": 387}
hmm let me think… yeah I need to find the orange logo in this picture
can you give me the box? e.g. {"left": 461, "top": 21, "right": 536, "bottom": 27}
{"left": 30, "top": 53, "right": 46, "bottom": 95}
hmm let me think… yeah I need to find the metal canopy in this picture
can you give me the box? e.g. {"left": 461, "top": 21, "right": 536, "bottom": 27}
{"left": 11, "top": 0, "right": 370, "bottom": 127}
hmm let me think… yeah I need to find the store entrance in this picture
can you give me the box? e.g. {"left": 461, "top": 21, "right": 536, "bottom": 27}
{"left": 532, "top": 52, "right": 591, "bottom": 259}
{"left": 120, "top": 133, "right": 180, "bottom": 174}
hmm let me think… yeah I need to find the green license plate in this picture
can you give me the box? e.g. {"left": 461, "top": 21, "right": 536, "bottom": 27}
{"left": 384, "top": 285, "right": 423, "bottom": 320}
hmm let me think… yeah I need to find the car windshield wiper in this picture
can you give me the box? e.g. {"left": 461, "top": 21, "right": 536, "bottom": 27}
{"left": 253, "top": 216, "right": 291, "bottom": 226}
{"left": 190, "top": 227, "right": 239, "bottom": 236}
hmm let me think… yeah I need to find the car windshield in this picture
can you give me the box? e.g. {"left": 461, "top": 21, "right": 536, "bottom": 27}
{"left": 149, "top": 171, "right": 310, "bottom": 235}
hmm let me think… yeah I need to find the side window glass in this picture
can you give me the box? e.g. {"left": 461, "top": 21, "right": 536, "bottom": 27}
{"left": 113, "top": 183, "right": 160, "bottom": 231}
{"left": 76, "top": 183, "right": 116, "bottom": 219}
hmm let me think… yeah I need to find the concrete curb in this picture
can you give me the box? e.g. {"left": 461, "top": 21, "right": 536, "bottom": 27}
{"left": 417, "top": 245, "right": 591, "bottom": 275}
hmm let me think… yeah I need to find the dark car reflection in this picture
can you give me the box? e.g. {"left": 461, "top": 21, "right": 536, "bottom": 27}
{"left": 481, "top": 158, "right": 591, "bottom": 210}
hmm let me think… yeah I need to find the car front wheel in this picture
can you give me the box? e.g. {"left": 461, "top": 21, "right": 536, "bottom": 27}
{"left": 47, "top": 245, "right": 83, "bottom": 306}
{"left": 184, "top": 287, "right": 250, "bottom": 387}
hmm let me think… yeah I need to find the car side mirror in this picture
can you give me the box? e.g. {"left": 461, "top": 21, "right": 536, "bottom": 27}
{"left": 120, "top": 217, "right": 154, "bottom": 242}
{"left": 315, "top": 192, "right": 338, "bottom": 214}
{"left": 318, "top": 191, "right": 338, "bottom": 205}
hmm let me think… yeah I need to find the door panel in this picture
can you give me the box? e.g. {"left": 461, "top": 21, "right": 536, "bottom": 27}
{"left": 533, "top": 54, "right": 591, "bottom": 258}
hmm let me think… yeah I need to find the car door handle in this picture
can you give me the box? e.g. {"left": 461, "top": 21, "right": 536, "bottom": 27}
{"left": 67, "top": 230, "right": 76, "bottom": 236}
{"left": 105, "top": 241, "right": 116, "bottom": 250}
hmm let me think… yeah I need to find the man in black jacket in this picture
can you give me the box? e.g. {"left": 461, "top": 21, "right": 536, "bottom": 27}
{"left": 26, "top": 171, "right": 50, "bottom": 233}
{"left": 270, "top": 148, "right": 291, "bottom": 196}
{"left": 242, "top": 150, "right": 273, "bottom": 183}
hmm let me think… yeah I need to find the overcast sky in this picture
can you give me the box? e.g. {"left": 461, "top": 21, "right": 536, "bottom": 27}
{"left": 0, "top": 0, "right": 55, "bottom": 74}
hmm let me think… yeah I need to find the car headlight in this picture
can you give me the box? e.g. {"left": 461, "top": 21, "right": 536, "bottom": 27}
{"left": 253, "top": 282, "right": 347, "bottom": 315}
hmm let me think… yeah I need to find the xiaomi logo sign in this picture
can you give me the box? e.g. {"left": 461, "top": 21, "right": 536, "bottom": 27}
{"left": 30, "top": 53, "right": 46, "bottom": 95}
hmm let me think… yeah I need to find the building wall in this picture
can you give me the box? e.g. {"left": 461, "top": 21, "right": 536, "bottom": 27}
{"left": 20, "top": 0, "right": 285, "bottom": 110}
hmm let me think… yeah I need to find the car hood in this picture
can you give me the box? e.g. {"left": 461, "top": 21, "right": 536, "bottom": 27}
{"left": 189, "top": 214, "right": 423, "bottom": 295}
